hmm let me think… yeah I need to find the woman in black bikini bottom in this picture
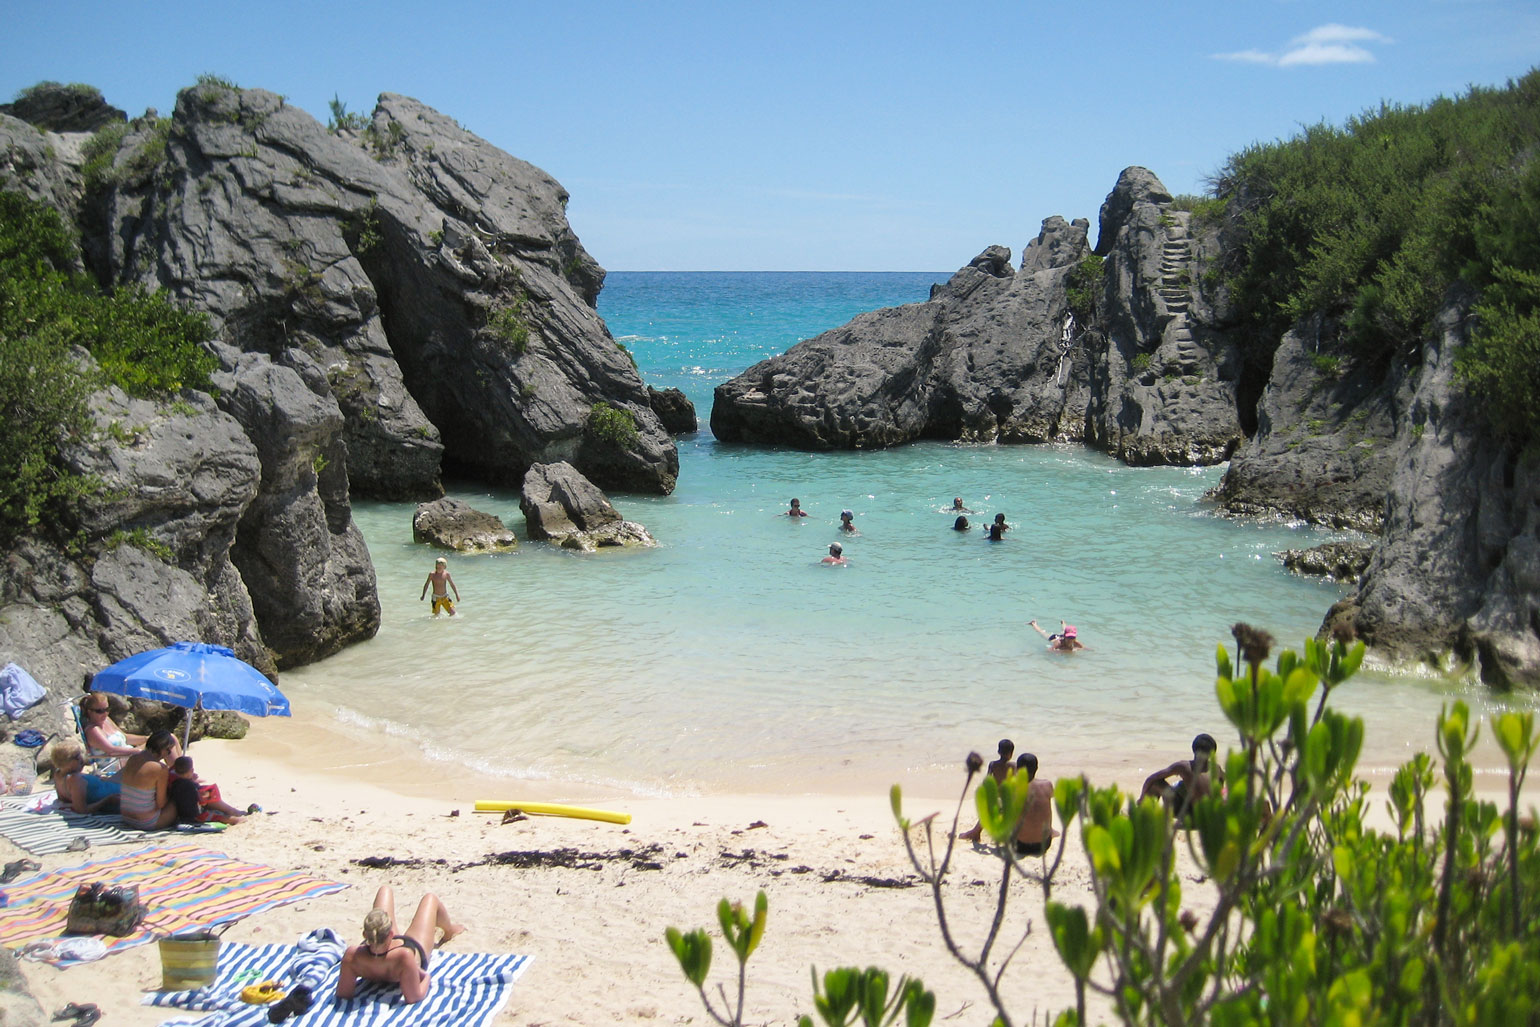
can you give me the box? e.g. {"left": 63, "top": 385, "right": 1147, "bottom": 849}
{"left": 336, "top": 885, "right": 466, "bottom": 1005}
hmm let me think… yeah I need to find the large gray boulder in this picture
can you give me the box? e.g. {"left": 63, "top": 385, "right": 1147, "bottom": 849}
{"left": 1332, "top": 290, "right": 1540, "bottom": 686}
{"left": 0, "top": 82, "right": 125, "bottom": 133}
{"left": 413, "top": 498, "right": 518, "bottom": 552}
{"left": 520, "top": 462, "right": 656, "bottom": 551}
{"left": 0, "top": 113, "right": 82, "bottom": 218}
{"left": 82, "top": 81, "right": 676, "bottom": 497}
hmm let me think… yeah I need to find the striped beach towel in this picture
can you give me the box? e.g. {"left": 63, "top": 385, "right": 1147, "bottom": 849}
{"left": 0, "top": 791, "right": 137, "bottom": 855}
{"left": 147, "top": 928, "right": 532, "bottom": 1027}
{"left": 0, "top": 843, "right": 347, "bottom": 966}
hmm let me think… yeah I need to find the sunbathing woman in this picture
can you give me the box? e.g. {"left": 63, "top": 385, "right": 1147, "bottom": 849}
{"left": 47, "top": 740, "right": 120, "bottom": 814}
{"left": 79, "top": 694, "right": 145, "bottom": 774}
{"left": 338, "top": 885, "right": 465, "bottom": 1004}
{"left": 118, "top": 730, "right": 180, "bottom": 830}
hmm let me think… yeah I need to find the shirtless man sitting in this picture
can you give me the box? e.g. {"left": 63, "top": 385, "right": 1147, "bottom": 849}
{"left": 337, "top": 885, "right": 465, "bottom": 1005}
{"left": 959, "top": 739, "right": 1014, "bottom": 843}
{"left": 1139, "top": 733, "right": 1220, "bottom": 819}
{"left": 1013, "top": 752, "right": 1057, "bottom": 857}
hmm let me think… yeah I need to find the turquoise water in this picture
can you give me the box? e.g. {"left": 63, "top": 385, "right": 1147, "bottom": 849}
{"left": 280, "top": 273, "right": 1521, "bottom": 796}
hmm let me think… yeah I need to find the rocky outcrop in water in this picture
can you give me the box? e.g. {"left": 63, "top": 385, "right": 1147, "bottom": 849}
{"left": 1280, "top": 542, "right": 1373, "bottom": 582}
{"left": 520, "top": 461, "right": 656, "bottom": 551}
{"left": 710, "top": 168, "right": 1243, "bottom": 462}
{"left": 648, "top": 386, "right": 698, "bottom": 434}
{"left": 711, "top": 218, "right": 1095, "bottom": 448}
{"left": 413, "top": 498, "right": 518, "bottom": 552}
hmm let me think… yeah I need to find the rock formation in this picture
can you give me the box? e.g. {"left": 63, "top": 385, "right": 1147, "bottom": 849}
{"left": 84, "top": 81, "right": 676, "bottom": 498}
{"left": 711, "top": 168, "right": 1243, "bottom": 463}
{"left": 520, "top": 462, "right": 657, "bottom": 551}
{"left": 1280, "top": 542, "right": 1373, "bottom": 583}
{"left": 413, "top": 498, "right": 518, "bottom": 552}
{"left": 0, "top": 78, "right": 681, "bottom": 701}
{"left": 1322, "top": 291, "right": 1540, "bottom": 687}
{"left": 648, "top": 386, "right": 698, "bottom": 434}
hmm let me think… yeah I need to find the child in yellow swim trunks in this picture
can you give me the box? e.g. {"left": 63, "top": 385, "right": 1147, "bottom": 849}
{"left": 420, "top": 557, "right": 460, "bottom": 617}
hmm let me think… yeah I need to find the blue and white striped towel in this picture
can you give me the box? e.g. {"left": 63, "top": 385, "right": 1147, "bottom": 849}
{"left": 148, "top": 927, "right": 532, "bottom": 1027}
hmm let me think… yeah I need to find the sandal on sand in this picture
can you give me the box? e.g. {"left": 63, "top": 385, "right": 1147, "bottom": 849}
{"left": 51, "top": 1004, "right": 101, "bottom": 1027}
{"left": 246, "top": 803, "right": 264, "bottom": 815}
{"left": 1, "top": 859, "right": 40, "bottom": 883}
{"left": 240, "top": 980, "right": 286, "bottom": 1004}
{"left": 266, "top": 984, "right": 313, "bottom": 1024}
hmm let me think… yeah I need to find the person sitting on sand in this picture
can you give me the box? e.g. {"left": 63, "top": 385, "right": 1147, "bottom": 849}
{"left": 1013, "top": 752, "right": 1057, "bottom": 857}
{"left": 79, "top": 694, "right": 145, "bottom": 775}
{"left": 959, "top": 739, "right": 1015, "bottom": 843}
{"left": 821, "top": 542, "right": 848, "bottom": 566}
{"left": 953, "top": 516, "right": 970, "bottom": 532}
{"left": 420, "top": 557, "right": 460, "bottom": 617}
{"left": 1140, "top": 733, "right": 1220, "bottom": 819}
{"left": 168, "top": 755, "right": 255, "bottom": 825}
{"left": 118, "top": 730, "right": 181, "bottom": 830}
{"left": 1029, "top": 619, "right": 1086, "bottom": 652}
{"left": 984, "top": 513, "right": 1009, "bottom": 541}
{"left": 48, "top": 740, "right": 120, "bottom": 814}
{"left": 839, "top": 509, "right": 856, "bottom": 532}
{"left": 337, "top": 885, "right": 465, "bottom": 1005}
{"left": 786, "top": 497, "right": 809, "bottom": 518}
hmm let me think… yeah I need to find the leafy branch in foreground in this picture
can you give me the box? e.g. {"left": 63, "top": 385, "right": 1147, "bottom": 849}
{"left": 668, "top": 623, "right": 1540, "bottom": 1027}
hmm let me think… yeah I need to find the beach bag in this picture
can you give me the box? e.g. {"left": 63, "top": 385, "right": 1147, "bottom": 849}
{"left": 159, "top": 924, "right": 232, "bottom": 990}
{"left": 64, "top": 881, "right": 145, "bottom": 936}
{"left": 159, "top": 924, "right": 233, "bottom": 990}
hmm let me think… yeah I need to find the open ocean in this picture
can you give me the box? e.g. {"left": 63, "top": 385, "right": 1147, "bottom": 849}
{"left": 279, "top": 272, "right": 1529, "bottom": 797}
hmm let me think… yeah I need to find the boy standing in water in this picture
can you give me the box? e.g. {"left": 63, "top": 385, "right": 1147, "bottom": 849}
{"left": 420, "top": 557, "right": 460, "bottom": 616}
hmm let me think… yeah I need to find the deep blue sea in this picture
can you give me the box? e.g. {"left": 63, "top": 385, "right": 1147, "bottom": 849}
{"left": 280, "top": 273, "right": 1522, "bottom": 797}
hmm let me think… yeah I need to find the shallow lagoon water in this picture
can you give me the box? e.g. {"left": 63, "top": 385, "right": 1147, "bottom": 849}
{"left": 280, "top": 273, "right": 1529, "bottom": 796}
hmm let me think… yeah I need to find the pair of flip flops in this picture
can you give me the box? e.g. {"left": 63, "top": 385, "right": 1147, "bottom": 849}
{"left": 267, "top": 984, "right": 314, "bottom": 1023}
{"left": 51, "top": 1003, "right": 100, "bottom": 1027}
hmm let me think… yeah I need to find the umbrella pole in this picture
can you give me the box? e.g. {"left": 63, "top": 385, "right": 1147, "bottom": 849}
{"left": 182, "top": 701, "right": 197, "bottom": 750}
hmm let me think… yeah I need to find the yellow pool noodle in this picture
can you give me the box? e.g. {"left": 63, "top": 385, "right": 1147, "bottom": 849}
{"left": 473, "top": 800, "right": 632, "bottom": 825}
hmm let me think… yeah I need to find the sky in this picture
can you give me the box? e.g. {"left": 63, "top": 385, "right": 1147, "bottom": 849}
{"left": 3, "top": 2, "right": 1537, "bottom": 270}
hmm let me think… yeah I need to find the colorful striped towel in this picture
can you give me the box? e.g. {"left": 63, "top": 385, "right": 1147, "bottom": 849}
{"left": 0, "top": 791, "right": 137, "bottom": 855}
{"left": 0, "top": 844, "right": 347, "bottom": 966}
{"left": 147, "top": 927, "right": 532, "bottom": 1027}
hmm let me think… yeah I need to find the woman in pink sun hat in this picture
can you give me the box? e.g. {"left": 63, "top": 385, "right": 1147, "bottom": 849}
{"left": 1029, "top": 619, "right": 1086, "bottom": 652}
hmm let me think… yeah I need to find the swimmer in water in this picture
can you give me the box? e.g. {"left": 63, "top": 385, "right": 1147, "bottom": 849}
{"left": 821, "top": 542, "right": 848, "bottom": 566}
{"left": 839, "top": 509, "right": 856, "bottom": 532}
{"left": 953, "top": 515, "right": 970, "bottom": 531}
{"left": 951, "top": 497, "right": 976, "bottom": 514}
{"left": 984, "top": 513, "right": 1009, "bottom": 541}
{"left": 1030, "top": 619, "right": 1086, "bottom": 652}
{"left": 787, "top": 498, "right": 809, "bottom": 518}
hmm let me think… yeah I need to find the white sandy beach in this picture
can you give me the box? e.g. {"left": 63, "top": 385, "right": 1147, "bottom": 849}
{"left": 13, "top": 712, "right": 1532, "bottom": 1026}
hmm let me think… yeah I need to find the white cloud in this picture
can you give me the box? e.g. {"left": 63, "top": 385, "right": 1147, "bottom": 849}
{"left": 1212, "top": 23, "right": 1391, "bottom": 67}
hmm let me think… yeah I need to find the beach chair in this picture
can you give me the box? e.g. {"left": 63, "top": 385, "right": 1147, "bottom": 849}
{"left": 61, "top": 700, "right": 121, "bottom": 776}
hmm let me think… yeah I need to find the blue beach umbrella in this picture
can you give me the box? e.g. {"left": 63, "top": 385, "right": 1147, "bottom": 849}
{"left": 89, "top": 641, "right": 289, "bottom": 746}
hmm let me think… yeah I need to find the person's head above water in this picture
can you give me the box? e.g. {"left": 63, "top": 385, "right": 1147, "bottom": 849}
{"left": 789, "top": 498, "right": 801, "bottom": 508}
{"left": 952, "top": 497, "right": 965, "bottom": 509}
{"left": 1063, "top": 625, "right": 1077, "bottom": 639}
{"left": 435, "top": 557, "right": 446, "bottom": 568}
{"left": 840, "top": 509, "right": 853, "bottom": 522}
{"left": 828, "top": 542, "right": 843, "bottom": 556}
{"left": 993, "top": 513, "right": 1006, "bottom": 524}
{"left": 953, "top": 516, "right": 969, "bottom": 531}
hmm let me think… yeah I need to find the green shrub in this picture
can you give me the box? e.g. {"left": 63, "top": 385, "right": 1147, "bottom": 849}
{"left": 1065, "top": 254, "right": 1105, "bottom": 322}
{"left": 586, "top": 401, "right": 638, "bottom": 449}
{"left": 1310, "top": 352, "right": 1343, "bottom": 377}
{"left": 670, "top": 626, "right": 1540, "bottom": 1027}
{"left": 487, "top": 294, "right": 530, "bottom": 354}
{"left": 326, "top": 93, "right": 370, "bottom": 134}
{"left": 1211, "top": 69, "right": 1540, "bottom": 400}
{"left": 1131, "top": 352, "right": 1153, "bottom": 373}
{"left": 104, "top": 527, "right": 174, "bottom": 563}
{"left": 0, "top": 191, "right": 215, "bottom": 544}
{"left": 80, "top": 121, "right": 128, "bottom": 191}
